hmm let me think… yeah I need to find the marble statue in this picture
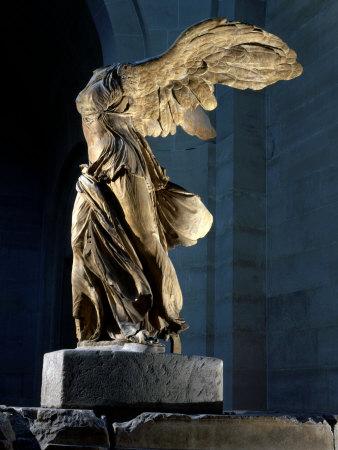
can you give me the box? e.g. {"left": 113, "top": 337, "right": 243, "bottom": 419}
{"left": 72, "top": 18, "right": 302, "bottom": 350}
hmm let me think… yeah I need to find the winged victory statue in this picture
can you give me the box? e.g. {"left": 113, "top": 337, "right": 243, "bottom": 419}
{"left": 72, "top": 18, "right": 302, "bottom": 350}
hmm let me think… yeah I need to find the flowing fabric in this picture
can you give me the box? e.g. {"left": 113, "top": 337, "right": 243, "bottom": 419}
{"left": 71, "top": 119, "right": 213, "bottom": 341}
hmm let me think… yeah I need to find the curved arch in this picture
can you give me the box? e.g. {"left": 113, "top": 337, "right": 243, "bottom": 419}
{"left": 86, "top": 0, "right": 117, "bottom": 64}
{"left": 88, "top": 0, "right": 146, "bottom": 64}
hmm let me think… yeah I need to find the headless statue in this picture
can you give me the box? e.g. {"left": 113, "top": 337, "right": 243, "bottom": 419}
{"left": 72, "top": 18, "right": 302, "bottom": 349}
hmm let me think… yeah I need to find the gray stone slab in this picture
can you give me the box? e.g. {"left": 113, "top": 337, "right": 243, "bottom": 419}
{"left": 0, "top": 406, "right": 109, "bottom": 450}
{"left": 41, "top": 349, "right": 223, "bottom": 413}
{"left": 2, "top": 407, "right": 336, "bottom": 450}
{"left": 113, "top": 412, "right": 335, "bottom": 450}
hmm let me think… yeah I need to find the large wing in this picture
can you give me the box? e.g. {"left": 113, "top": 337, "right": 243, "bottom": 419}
{"left": 118, "top": 18, "right": 302, "bottom": 139}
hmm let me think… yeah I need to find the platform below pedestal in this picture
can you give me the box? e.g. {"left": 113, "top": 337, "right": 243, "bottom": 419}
{"left": 1, "top": 407, "right": 336, "bottom": 450}
{"left": 113, "top": 411, "right": 337, "bottom": 450}
{"left": 41, "top": 347, "right": 223, "bottom": 414}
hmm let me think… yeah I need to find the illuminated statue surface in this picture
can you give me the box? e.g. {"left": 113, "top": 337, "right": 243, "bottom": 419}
{"left": 72, "top": 18, "right": 302, "bottom": 349}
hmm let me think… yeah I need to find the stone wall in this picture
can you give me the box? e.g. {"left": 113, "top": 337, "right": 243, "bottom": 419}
{"left": 265, "top": 0, "right": 338, "bottom": 411}
{"left": 88, "top": 0, "right": 338, "bottom": 412}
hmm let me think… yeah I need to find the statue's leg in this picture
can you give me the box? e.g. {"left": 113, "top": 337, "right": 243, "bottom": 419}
{"left": 109, "top": 172, "right": 184, "bottom": 332}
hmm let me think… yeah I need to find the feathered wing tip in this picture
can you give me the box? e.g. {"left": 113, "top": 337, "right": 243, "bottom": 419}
{"left": 119, "top": 18, "right": 303, "bottom": 139}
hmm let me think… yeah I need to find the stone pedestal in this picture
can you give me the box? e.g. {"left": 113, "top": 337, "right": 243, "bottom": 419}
{"left": 2, "top": 407, "right": 337, "bottom": 450}
{"left": 41, "top": 347, "right": 223, "bottom": 414}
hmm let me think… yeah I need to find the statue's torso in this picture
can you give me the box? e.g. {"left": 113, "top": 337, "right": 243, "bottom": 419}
{"left": 82, "top": 117, "right": 111, "bottom": 164}
{"left": 76, "top": 68, "right": 169, "bottom": 191}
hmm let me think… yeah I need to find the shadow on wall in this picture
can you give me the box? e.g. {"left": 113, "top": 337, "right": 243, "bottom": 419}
{"left": 42, "top": 142, "right": 88, "bottom": 353}
{"left": 1, "top": 0, "right": 102, "bottom": 406}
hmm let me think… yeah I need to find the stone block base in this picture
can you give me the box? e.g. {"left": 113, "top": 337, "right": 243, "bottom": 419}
{"left": 114, "top": 412, "right": 337, "bottom": 450}
{"left": 1, "top": 407, "right": 337, "bottom": 450}
{"left": 41, "top": 348, "right": 223, "bottom": 414}
{"left": 0, "top": 406, "right": 109, "bottom": 450}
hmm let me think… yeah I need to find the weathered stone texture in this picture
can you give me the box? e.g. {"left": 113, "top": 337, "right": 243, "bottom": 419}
{"left": 41, "top": 350, "right": 223, "bottom": 413}
{"left": 0, "top": 407, "right": 109, "bottom": 450}
{"left": 2, "top": 407, "right": 337, "bottom": 450}
{"left": 113, "top": 412, "right": 335, "bottom": 450}
{"left": 0, "top": 411, "right": 15, "bottom": 450}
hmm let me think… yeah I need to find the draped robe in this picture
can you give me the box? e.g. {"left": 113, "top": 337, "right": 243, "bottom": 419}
{"left": 72, "top": 66, "right": 213, "bottom": 342}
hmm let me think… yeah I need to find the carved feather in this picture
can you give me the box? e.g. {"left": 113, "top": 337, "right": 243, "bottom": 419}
{"left": 118, "top": 18, "right": 302, "bottom": 139}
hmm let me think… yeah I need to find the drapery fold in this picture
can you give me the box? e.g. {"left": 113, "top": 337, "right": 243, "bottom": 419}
{"left": 71, "top": 131, "right": 212, "bottom": 341}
